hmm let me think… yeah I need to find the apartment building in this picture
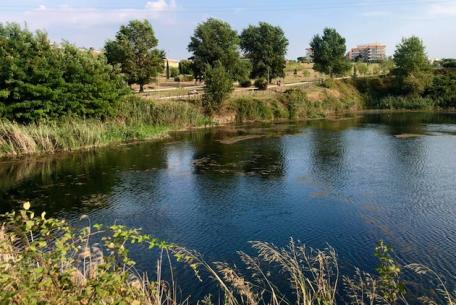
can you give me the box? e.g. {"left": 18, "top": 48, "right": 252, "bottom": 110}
{"left": 348, "top": 44, "right": 386, "bottom": 62}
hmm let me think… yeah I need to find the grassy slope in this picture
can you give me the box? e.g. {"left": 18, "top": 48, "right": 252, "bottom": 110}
{"left": 0, "top": 80, "right": 365, "bottom": 158}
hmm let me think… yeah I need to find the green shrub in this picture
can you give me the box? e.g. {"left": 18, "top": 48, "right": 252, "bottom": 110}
{"left": 203, "top": 63, "right": 234, "bottom": 115}
{"left": 170, "top": 67, "right": 179, "bottom": 78}
{"left": 0, "top": 23, "right": 129, "bottom": 123}
{"left": 239, "top": 79, "right": 252, "bottom": 88}
{"left": 283, "top": 88, "right": 309, "bottom": 119}
{"left": 378, "top": 96, "right": 434, "bottom": 110}
{"left": 254, "top": 78, "right": 268, "bottom": 90}
{"left": 426, "top": 72, "right": 456, "bottom": 108}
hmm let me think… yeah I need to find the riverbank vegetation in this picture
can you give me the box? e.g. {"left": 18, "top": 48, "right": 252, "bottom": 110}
{"left": 1, "top": 203, "right": 455, "bottom": 305}
{"left": 1, "top": 19, "right": 456, "bottom": 159}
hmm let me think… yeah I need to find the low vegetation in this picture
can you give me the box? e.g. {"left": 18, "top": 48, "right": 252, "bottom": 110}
{"left": 1, "top": 203, "right": 454, "bottom": 305}
{"left": 0, "top": 97, "right": 208, "bottom": 157}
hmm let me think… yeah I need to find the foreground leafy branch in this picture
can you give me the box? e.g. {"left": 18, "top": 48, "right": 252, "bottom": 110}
{"left": 0, "top": 203, "right": 454, "bottom": 305}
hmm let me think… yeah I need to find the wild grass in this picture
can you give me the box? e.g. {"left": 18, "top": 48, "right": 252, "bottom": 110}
{"left": 0, "top": 96, "right": 210, "bottom": 158}
{"left": 1, "top": 203, "right": 455, "bottom": 305}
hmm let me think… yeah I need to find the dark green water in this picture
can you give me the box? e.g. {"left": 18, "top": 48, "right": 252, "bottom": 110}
{"left": 1, "top": 112, "right": 456, "bottom": 300}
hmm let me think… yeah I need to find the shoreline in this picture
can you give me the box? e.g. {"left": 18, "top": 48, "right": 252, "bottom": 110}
{"left": 0, "top": 108, "right": 448, "bottom": 162}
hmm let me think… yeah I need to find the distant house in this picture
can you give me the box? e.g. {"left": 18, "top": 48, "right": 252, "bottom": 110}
{"left": 166, "top": 59, "right": 179, "bottom": 68}
{"left": 348, "top": 44, "right": 386, "bottom": 62}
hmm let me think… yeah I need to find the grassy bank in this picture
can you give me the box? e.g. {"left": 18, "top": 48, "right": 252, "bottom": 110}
{"left": 0, "top": 80, "right": 365, "bottom": 159}
{"left": 1, "top": 203, "right": 454, "bottom": 305}
{"left": 0, "top": 98, "right": 209, "bottom": 158}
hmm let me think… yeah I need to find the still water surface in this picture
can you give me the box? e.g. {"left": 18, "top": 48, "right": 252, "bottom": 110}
{"left": 1, "top": 112, "right": 456, "bottom": 299}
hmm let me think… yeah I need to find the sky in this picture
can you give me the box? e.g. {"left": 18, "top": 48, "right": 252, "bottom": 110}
{"left": 1, "top": 0, "right": 456, "bottom": 60}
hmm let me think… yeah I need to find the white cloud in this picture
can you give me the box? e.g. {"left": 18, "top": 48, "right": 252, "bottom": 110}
{"left": 0, "top": 2, "right": 178, "bottom": 28}
{"left": 429, "top": 2, "right": 456, "bottom": 16}
{"left": 145, "top": 0, "right": 176, "bottom": 11}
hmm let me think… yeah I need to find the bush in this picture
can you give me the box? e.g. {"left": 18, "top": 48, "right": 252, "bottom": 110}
{"left": 183, "top": 75, "right": 194, "bottom": 82}
{"left": 378, "top": 96, "right": 434, "bottom": 110}
{"left": 254, "top": 78, "right": 268, "bottom": 90}
{"left": 0, "top": 23, "right": 128, "bottom": 123}
{"left": 170, "top": 67, "right": 179, "bottom": 78}
{"left": 426, "top": 72, "right": 456, "bottom": 108}
{"left": 203, "top": 64, "right": 234, "bottom": 115}
{"left": 239, "top": 79, "right": 252, "bottom": 88}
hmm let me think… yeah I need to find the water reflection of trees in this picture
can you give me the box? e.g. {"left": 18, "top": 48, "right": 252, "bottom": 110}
{"left": 0, "top": 142, "right": 168, "bottom": 214}
{"left": 191, "top": 125, "right": 290, "bottom": 178}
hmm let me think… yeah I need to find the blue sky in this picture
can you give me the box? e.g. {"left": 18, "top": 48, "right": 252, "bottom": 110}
{"left": 1, "top": 0, "right": 456, "bottom": 59}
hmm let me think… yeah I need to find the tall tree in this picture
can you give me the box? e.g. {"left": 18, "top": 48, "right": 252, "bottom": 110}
{"left": 393, "top": 36, "right": 432, "bottom": 95}
{"left": 105, "top": 20, "right": 164, "bottom": 92}
{"left": 240, "top": 22, "right": 289, "bottom": 82}
{"left": 188, "top": 18, "right": 243, "bottom": 81}
{"left": 310, "top": 28, "right": 351, "bottom": 78}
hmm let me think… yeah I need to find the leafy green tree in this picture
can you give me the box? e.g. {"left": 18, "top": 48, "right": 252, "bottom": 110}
{"left": 178, "top": 60, "right": 193, "bottom": 75}
{"left": 188, "top": 18, "right": 244, "bottom": 81}
{"left": 202, "top": 63, "right": 234, "bottom": 115}
{"left": 310, "top": 28, "right": 351, "bottom": 77}
{"left": 240, "top": 22, "right": 289, "bottom": 82}
{"left": 0, "top": 23, "right": 128, "bottom": 122}
{"left": 393, "top": 36, "right": 433, "bottom": 95}
{"left": 105, "top": 20, "right": 165, "bottom": 92}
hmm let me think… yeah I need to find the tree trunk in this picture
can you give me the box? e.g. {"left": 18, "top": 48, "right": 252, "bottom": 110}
{"left": 139, "top": 83, "right": 144, "bottom": 93}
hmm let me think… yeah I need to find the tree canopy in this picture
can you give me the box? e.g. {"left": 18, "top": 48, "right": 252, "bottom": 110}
{"left": 105, "top": 20, "right": 164, "bottom": 92}
{"left": 0, "top": 23, "right": 128, "bottom": 122}
{"left": 310, "top": 28, "right": 351, "bottom": 77}
{"left": 240, "top": 22, "right": 289, "bottom": 82}
{"left": 393, "top": 36, "right": 432, "bottom": 95}
{"left": 188, "top": 18, "right": 244, "bottom": 81}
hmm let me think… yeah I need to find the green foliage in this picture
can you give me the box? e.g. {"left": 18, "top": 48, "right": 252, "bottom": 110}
{"left": 239, "top": 79, "right": 252, "bottom": 88}
{"left": 0, "top": 202, "right": 173, "bottom": 304}
{"left": 170, "top": 67, "right": 179, "bottom": 78}
{"left": 178, "top": 59, "right": 193, "bottom": 75}
{"left": 202, "top": 63, "right": 234, "bottom": 115}
{"left": 105, "top": 20, "right": 165, "bottom": 92}
{"left": 240, "top": 22, "right": 289, "bottom": 81}
{"left": 393, "top": 36, "right": 433, "bottom": 95}
{"left": 375, "top": 241, "right": 405, "bottom": 305}
{"left": 1, "top": 205, "right": 453, "bottom": 305}
{"left": 0, "top": 96, "right": 209, "bottom": 157}
{"left": 230, "top": 97, "right": 288, "bottom": 122}
{"left": 188, "top": 18, "right": 244, "bottom": 81}
{"left": 440, "top": 58, "right": 456, "bottom": 68}
{"left": 426, "top": 71, "right": 456, "bottom": 108}
{"left": 0, "top": 23, "right": 128, "bottom": 123}
{"left": 254, "top": 78, "right": 268, "bottom": 90}
{"left": 378, "top": 95, "right": 434, "bottom": 110}
{"left": 356, "top": 62, "right": 369, "bottom": 75}
{"left": 310, "top": 28, "right": 351, "bottom": 77}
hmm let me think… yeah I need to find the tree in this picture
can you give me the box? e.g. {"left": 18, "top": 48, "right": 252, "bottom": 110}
{"left": 0, "top": 23, "right": 128, "bottom": 122}
{"left": 393, "top": 36, "right": 433, "bottom": 95}
{"left": 188, "top": 18, "right": 244, "bottom": 81}
{"left": 105, "top": 20, "right": 165, "bottom": 92}
{"left": 240, "top": 22, "right": 289, "bottom": 82}
{"left": 202, "top": 63, "right": 234, "bottom": 115}
{"left": 310, "top": 28, "right": 351, "bottom": 77}
{"left": 178, "top": 60, "right": 193, "bottom": 75}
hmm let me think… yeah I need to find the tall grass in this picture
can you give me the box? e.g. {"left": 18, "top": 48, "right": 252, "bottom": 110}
{"left": 0, "top": 96, "right": 210, "bottom": 158}
{"left": 1, "top": 203, "right": 455, "bottom": 305}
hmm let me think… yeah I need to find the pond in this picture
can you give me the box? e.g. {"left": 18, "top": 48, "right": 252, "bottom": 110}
{"left": 1, "top": 112, "right": 456, "bottom": 301}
